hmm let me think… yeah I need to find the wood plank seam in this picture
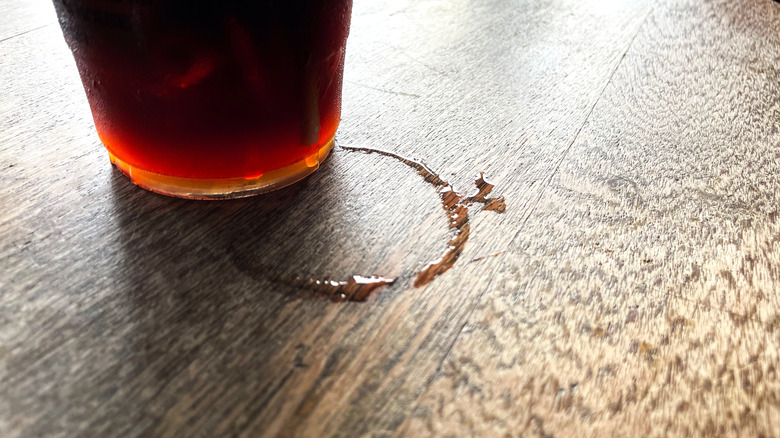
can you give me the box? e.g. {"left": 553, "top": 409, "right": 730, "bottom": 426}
{"left": 0, "top": 22, "right": 55, "bottom": 44}
{"left": 511, "top": 6, "right": 655, "bottom": 247}
{"left": 397, "top": 9, "right": 658, "bottom": 435}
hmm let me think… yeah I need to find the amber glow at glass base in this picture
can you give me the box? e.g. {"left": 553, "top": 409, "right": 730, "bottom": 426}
{"left": 108, "top": 138, "right": 334, "bottom": 200}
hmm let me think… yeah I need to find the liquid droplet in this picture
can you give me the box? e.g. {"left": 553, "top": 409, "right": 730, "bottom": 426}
{"left": 482, "top": 197, "right": 507, "bottom": 213}
{"left": 465, "top": 172, "right": 494, "bottom": 203}
{"left": 341, "top": 145, "right": 506, "bottom": 288}
{"left": 232, "top": 147, "right": 507, "bottom": 302}
{"left": 292, "top": 275, "right": 395, "bottom": 302}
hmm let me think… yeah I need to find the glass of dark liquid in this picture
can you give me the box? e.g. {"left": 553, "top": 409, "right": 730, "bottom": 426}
{"left": 53, "top": 0, "right": 353, "bottom": 199}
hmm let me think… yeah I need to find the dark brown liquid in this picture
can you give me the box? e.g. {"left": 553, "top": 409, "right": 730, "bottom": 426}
{"left": 340, "top": 146, "right": 506, "bottom": 289}
{"left": 53, "top": 0, "right": 352, "bottom": 179}
{"left": 290, "top": 275, "right": 395, "bottom": 302}
{"left": 228, "top": 147, "right": 506, "bottom": 302}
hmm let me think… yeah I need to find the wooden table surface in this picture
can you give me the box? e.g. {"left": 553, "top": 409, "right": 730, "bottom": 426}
{"left": 3, "top": 0, "right": 780, "bottom": 436}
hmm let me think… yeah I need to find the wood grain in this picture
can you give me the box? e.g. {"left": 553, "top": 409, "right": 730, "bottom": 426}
{"left": 406, "top": 0, "right": 780, "bottom": 436}
{"left": 0, "top": 0, "right": 56, "bottom": 42}
{"left": 5, "top": 0, "right": 778, "bottom": 436}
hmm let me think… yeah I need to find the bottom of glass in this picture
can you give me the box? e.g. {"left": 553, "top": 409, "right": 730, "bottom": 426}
{"left": 108, "top": 138, "right": 334, "bottom": 200}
